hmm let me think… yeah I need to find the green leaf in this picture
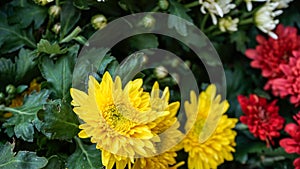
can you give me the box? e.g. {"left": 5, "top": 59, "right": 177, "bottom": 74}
{"left": 37, "top": 39, "right": 68, "bottom": 55}
{"left": 97, "top": 54, "right": 117, "bottom": 75}
{"left": 42, "top": 155, "right": 65, "bottom": 169}
{"left": 0, "top": 58, "right": 16, "bottom": 89}
{"left": 263, "top": 147, "right": 298, "bottom": 159}
{"left": 73, "top": 0, "right": 90, "bottom": 10}
{"left": 2, "top": 90, "right": 50, "bottom": 142}
{"left": 115, "top": 52, "right": 146, "bottom": 85}
{"left": 11, "top": 0, "right": 48, "bottom": 29}
{"left": 0, "top": 12, "right": 36, "bottom": 54}
{"left": 168, "top": 0, "right": 193, "bottom": 36}
{"left": 60, "top": 1, "right": 81, "bottom": 39}
{"left": 128, "top": 34, "right": 159, "bottom": 50}
{"left": 37, "top": 100, "right": 79, "bottom": 140}
{"left": 67, "top": 137, "right": 102, "bottom": 169}
{"left": 72, "top": 47, "right": 110, "bottom": 91}
{"left": 16, "top": 85, "right": 28, "bottom": 94}
{"left": 0, "top": 48, "right": 37, "bottom": 90}
{"left": 234, "top": 133, "right": 267, "bottom": 164}
{"left": 0, "top": 142, "right": 48, "bottom": 169}
{"left": 39, "top": 45, "right": 79, "bottom": 100}
{"left": 230, "top": 31, "right": 249, "bottom": 53}
{"left": 15, "top": 48, "right": 38, "bottom": 82}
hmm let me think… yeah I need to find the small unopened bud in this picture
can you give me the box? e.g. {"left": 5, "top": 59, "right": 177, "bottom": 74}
{"left": 6, "top": 85, "right": 16, "bottom": 95}
{"left": 34, "top": 0, "right": 54, "bottom": 6}
{"left": 91, "top": 14, "right": 107, "bottom": 30}
{"left": 0, "top": 92, "right": 5, "bottom": 102}
{"left": 171, "top": 59, "right": 179, "bottom": 67}
{"left": 142, "top": 15, "right": 156, "bottom": 28}
{"left": 184, "top": 60, "right": 191, "bottom": 69}
{"left": 155, "top": 66, "right": 168, "bottom": 79}
{"left": 49, "top": 5, "right": 61, "bottom": 18}
{"left": 171, "top": 73, "right": 180, "bottom": 83}
{"left": 158, "top": 0, "right": 169, "bottom": 10}
{"left": 52, "top": 23, "right": 61, "bottom": 34}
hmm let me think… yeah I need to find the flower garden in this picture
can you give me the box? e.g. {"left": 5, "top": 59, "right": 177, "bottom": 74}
{"left": 0, "top": 0, "right": 300, "bottom": 169}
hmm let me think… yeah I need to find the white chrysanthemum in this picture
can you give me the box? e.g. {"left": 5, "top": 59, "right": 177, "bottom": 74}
{"left": 272, "top": 0, "right": 294, "bottom": 8}
{"left": 219, "top": 17, "right": 239, "bottom": 32}
{"left": 244, "top": 0, "right": 267, "bottom": 11}
{"left": 254, "top": 2, "right": 283, "bottom": 39}
{"left": 199, "top": 0, "right": 236, "bottom": 25}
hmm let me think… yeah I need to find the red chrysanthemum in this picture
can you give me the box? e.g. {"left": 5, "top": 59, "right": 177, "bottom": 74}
{"left": 280, "top": 112, "right": 300, "bottom": 154}
{"left": 245, "top": 24, "right": 300, "bottom": 79}
{"left": 267, "top": 52, "right": 300, "bottom": 106}
{"left": 238, "top": 94, "right": 285, "bottom": 146}
{"left": 294, "top": 157, "right": 300, "bottom": 169}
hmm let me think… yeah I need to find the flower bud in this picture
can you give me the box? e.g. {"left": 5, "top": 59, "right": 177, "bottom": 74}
{"left": 91, "top": 14, "right": 107, "bottom": 30}
{"left": 52, "top": 23, "right": 61, "bottom": 34}
{"left": 142, "top": 15, "right": 156, "bottom": 28}
{"left": 49, "top": 5, "right": 61, "bottom": 18}
{"left": 6, "top": 85, "right": 16, "bottom": 95}
{"left": 184, "top": 60, "right": 191, "bottom": 69}
{"left": 34, "top": 0, "right": 54, "bottom": 6}
{"left": 0, "top": 92, "right": 5, "bottom": 102}
{"left": 171, "top": 73, "right": 180, "bottom": 83}
{"left": 155, "top": 66, "right": 168, "bottom": 79}
{"left": 158, "top": 0, "right": 169, "bottom": 10}
{"left": 171, "top": 59, "right": 179, "bottom": 67}
{"left": 5, "top": 97, "right": 12, "bottom": 106}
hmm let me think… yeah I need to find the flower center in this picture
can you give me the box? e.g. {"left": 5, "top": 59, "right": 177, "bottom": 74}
{"left": 257, "top": 106, "right": 268, "bottom": 122}
{"left": 193, "top": 118, "right": 206, "bottom": 136}
{"left": 103, "top": 104, "right": 135, "bottom": 135}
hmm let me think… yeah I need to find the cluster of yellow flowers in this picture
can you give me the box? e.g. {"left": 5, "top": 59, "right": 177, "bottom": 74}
{"left": 70, "top": 72, "right": 238, "bottom": 169}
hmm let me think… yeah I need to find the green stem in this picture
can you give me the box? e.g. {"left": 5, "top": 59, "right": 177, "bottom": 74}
{"left": 239, "top": 17, "right": 253, "bottom": 25}
{"left": 55, "top": 0, "right": 60, "bottom": 5}
{"left": 45, "top": 16, "right": 54, "bottom": 38}
{"left": 60, "top": 26, "right": 82, "bottom": 43}
{"left": 200, "top": 14, "right": 209, "bottom": 31}
{"left": 204, "top": 25, "right": 217, "bottom": 33}
{"left": 184, "top": 1, "right": 200, "bottom": 8}
{"left": 151, "top": 6, "right": 160, "bottom": 12}
{"left": 210, "top": 30, "right": 225, "bottom": 37}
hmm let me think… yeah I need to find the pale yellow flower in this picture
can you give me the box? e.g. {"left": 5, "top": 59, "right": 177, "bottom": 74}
{"left": 219, "top": 16, "right": 239, "bottom": 32}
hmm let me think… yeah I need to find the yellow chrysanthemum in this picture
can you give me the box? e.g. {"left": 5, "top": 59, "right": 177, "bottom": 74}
{"left": 181, "top": 84, "right": 238, "bottom": 169}
{"left": 70, "top": 72, "right": 181, "bottom": 169}
{"left": 131, "top": 82, "right": 184, "bottom": 169}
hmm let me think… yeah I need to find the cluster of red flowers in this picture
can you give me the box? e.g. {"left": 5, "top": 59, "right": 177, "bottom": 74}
{"left": 241, "top": 24, "right": 300, "bottom": 168}
{"left": 237, "top": 94, "right": 285, "bottom": 146}
{"left": 280, "top": 112, "right": 300, "bottom": 169}
{"left": 245, "top": 24, "right": 300, "bottom": 106}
